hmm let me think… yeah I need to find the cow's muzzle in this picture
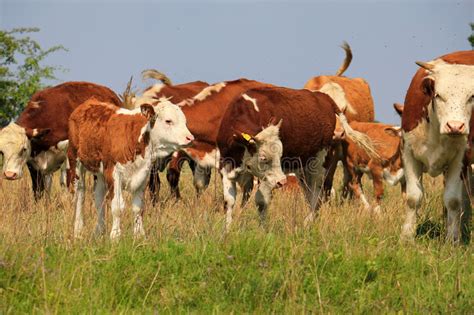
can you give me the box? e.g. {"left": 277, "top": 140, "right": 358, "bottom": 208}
{"left": 444, "top": 121, "right": 467, "bottom": 135}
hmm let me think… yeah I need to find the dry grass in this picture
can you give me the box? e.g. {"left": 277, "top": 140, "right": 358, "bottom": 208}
{"left": 0, "top": 166, "right": 472, "bottom": 313}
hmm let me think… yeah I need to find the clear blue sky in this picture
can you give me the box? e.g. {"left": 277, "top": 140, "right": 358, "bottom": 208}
{"left": 1, "top": 0, "right": 473, "bottom": 124}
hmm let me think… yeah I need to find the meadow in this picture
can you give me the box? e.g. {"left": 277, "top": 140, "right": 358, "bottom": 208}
{"left": 0, "top": 166, "right": 473, "bottom": 314}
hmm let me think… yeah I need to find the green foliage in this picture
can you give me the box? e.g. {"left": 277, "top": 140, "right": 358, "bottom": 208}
{"left": 0, "top": 28, "right": 66, "bottom": 126}
{"left": 469, "top": 23, "right": 474, "bottom": 49}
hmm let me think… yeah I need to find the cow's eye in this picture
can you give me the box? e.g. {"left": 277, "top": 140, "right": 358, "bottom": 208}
{"left": 165, "top": 119, "right": 173, "bottom": 125}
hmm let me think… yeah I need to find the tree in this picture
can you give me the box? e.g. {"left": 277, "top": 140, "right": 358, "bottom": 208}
{"left": 469, "top": 23, "right": 474, "bottom": 49}
{"left": 0, "top": 28, "right": 66, "bottom": 126}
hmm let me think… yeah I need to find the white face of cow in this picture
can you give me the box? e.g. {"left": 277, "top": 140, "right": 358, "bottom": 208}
{"left": 150, "top": 99, "right": 194, "bottom": 158}
{"left": 421, "top": 62, "right": 474, "bottom": 136}
{"left": 0, "top": 123, "right": 31, "bottom": 180}
{"left": 242, "top": 124, "right": 287, "bottom": 189}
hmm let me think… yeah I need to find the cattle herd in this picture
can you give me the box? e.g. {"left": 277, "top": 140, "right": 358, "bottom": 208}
{"left": 0, "top": 43, "right": 472, "bottom": 244}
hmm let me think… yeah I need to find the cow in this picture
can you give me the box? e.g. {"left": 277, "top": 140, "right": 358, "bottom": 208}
{"left": 67, "top": 97, "right": 194, "bottom": 240}
{"left": 400, "top": 50, "right": 474, "bottom": 243}
{"left": 217, "top": 86, "right": 378, "bottom": 230}
{"left": 133, "top": 78, "right": 274, "bottom": 203}
{"left": 338, "top": 121, "right": 405, "bottom": 213}
{"left": 0, "top": 82, "right": 121, "bottom": 199}
{"left": 303, "top": 42, "right": 375, "bottom": 199}
{"left": 135, "top": 70, "right": 210, "bottom": 202}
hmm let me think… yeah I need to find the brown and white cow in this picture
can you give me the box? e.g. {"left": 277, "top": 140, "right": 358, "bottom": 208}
{"left": 0, "top": 82, "right": 121, "bottom": 199}
{"left": 134, "top": 78, "right": 274, "bottom": 203}
{"left": 217, "top": 86, "right": 378, "bottom": 230}
{"left": 400, "top": 50, "right": 474, "bottom": 243}
{"left": 339, "top": 122, "right": 404, "bottom": 213}
{"left": 135, "top": 72, "right": 210, "bottom": 201}
{"left": 68, "top": 98, "right": 193, "bottom": 239}
{"left": 303, "top": 42, "right": 376, "bottom": 198}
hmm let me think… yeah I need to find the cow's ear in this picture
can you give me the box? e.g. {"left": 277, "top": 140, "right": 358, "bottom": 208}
{"left": 140, "top": 104, "right": 155, "bottom": 120}
{"left": 421, "top": 78, "right": 435, "bottom": 97}
{"left": 25, "top": 127, "right": 51, "bottom": 139}
{"left": 233, "top": 132, "right": 257, "bottom": 153}
{"left": 393, "top": 103, "right": 404, "bottom": 116}
{"left": 384, "top": 126, "right": 402, "bottom": 138}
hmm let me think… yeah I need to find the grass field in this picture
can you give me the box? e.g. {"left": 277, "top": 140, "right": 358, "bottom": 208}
{"left": 1, "top": 166, "right": 473, "bottom": 313}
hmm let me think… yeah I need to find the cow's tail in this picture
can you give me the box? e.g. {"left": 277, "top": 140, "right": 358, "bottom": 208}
{"left": 141, "top": 69, "right": 173, "bottom": 86}
{"left": 337, "top": 113, "right": 380, "bottom": 160}
{"left": 335, "top": 41, "right": 352, "bottom": 76}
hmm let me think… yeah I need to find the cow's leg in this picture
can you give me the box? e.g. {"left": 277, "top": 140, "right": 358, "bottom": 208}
{"left": 443, "top": 154, "right": 464, "bottom": 243}
{"left": 73, "top": 162, "right": 86, "bottom": 239}
{"left": 59, "top": 162, "right": 67, "bottom": 187}
{"left": 461, "top": 166, "right": 472, "bottom": 244}
{"left": 370, "top": 164, "right": 384, "bottom": 214}
{"left": 67, "top": 145, "right": 77, "bottom": 192}
{"left": 148, "top": 162, "right": 161, "bottom": 205}
{"left": 255, "top": 180, "right": 272, "bottom": 223}
{"left": 400, "top": 176, "right": 407, "bottom": 200}
{"left": 298, "top": 149, "right": 327, "bottom": 223}
{"left": 109, "top": 168, "right": 125, "bottom": 240}
{"left": 238, "top": 172, "right": 254, "bottom": 207}
{"left": 323, "top": 148, "right": 338, "bottom": 200}
{"left": 193, "top": 165, "right": 212, "bottom": 195}
{"left": 45, "top": 173, "right": 53, "bottom": 194}
{"left": 401, "top": 148, "right": 424, "bottom": 241}
{"left": 221, "top": 166, "right": 237, "bottom": 232}
{"left": 346, "top": 160, "right": 370, "bottom": 210}
{"left": 132, "top": 182, "right": 146, "bottom": 238}
{"left": 166, "top": 153, "right": 185, "bottom": 200}
{"left": 93, "top": 174, "right": 107, "bottom": 236}
{"left": 27, "top": 163, "right": 46, "bottom": 200}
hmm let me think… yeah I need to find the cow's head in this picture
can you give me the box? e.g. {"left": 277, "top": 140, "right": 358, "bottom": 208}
{"left": 382, "top": 126, "right": 404, "bottom": 186}
{"left": 416, "top": 61, "right": 474, "bottom": 136}
{"left": 0, "top": 123, "right": 50, "bottom": 180}
{"left": 237, "top": 120, "right": 287, "bottom": 189}
{"left": 149, "top": 99, "right": 194, "bottom": 158}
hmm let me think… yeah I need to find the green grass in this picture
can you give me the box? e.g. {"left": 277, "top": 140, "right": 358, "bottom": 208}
{"left": 0, "top": 167, "right": 473, "bottom": 313}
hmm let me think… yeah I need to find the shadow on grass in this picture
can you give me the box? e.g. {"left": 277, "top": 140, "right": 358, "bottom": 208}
{"left": 416, "top": 219, "right": 442, "bottom": 240}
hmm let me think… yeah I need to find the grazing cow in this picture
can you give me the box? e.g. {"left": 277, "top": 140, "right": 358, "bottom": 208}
{"left": 0, "top": 82, "right": 121, "bottom": 199}
{"left": 134, "top": 78, "right": 273, "bottom": 202}
{"left": 134, "top": 71, "right": 210, "bottom": 201}
{"left": 400, "top": 50, "right": 474, "bottom": 243}
{"left": 339, "top": 122, "right": 404, "bottom": 213}
{"left": 217, "top": 86, "right": 378, "bottom": 230}
{"left": 68, "top": 98, "right": 193, "bottom": 239}
{"left": 303, "top": 42, "right": 375, "bottom": 198}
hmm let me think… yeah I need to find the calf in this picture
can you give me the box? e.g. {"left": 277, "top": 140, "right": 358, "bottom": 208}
{"left": 68, "top": 98, "right": 193, "bottom": 239}
{"left": 0, "top": 82, "right": 121, "bottom": 199}
{"left": 217, "top": 86, "right": 377, "bottom": 230}
{"left": 400, "top": 50, "right": 474, "bottom": 243}
{"left": 133, "top": 73, "right": 210, "bottom": 201}
{"left": 340, "top": 122, "right": 404, "bottom": 212}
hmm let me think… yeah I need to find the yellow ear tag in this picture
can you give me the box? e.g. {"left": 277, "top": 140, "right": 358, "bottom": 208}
{"left": 241, "top": 133, "right": 252, "bottom": 142}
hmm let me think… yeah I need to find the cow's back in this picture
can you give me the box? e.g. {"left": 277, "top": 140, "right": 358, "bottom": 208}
{"left": 17, "top": 81, "right": 121, "bottom": 148}
{"left": 304, "top": 75, "right": 374, "bottom": 122}
{"left": 143, "top": 81, "right": 209, "bottom": 103}
{"left": 401, "top": 50, "right": 474, "bottom": 132}
{"left": 69, "top": 99, "right": 118, "bottom": 173}
{"left": 181, "top": 79, "right": 273, "bottom": 143}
